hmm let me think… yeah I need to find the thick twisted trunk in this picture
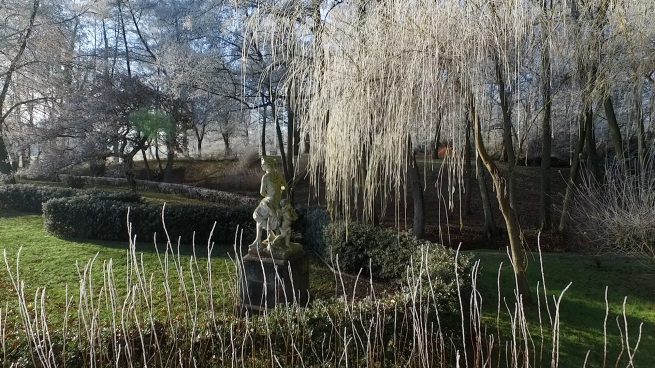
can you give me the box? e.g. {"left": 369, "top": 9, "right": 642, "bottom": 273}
{"left": 471, "top": 98, "right": 530, "bottom": 301}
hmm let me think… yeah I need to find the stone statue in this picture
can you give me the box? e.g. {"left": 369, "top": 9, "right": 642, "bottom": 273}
{"left": 248, "top": 157, "right": 302, "bottom": 258}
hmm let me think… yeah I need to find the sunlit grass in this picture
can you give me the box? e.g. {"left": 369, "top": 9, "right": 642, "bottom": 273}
{"left": 0, "top": 209, "right": 236, "bottom": 325}
{"left": 471, "top": 250, "right": 655, "bottom": 367}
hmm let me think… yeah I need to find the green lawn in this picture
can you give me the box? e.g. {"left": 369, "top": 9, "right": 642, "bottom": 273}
{"left": 0, "top": 208, "right": 344, "bottom": 322}
{"left": 470, "top": 251, "right": 655, "bottom": 367}
{"left": 0, "top": 209, "right": 237, "bottom": 326}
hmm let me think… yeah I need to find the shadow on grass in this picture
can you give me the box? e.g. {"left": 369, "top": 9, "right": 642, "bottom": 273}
{"left": 0, "top": 208, "right": 38, "bottom": 218}
{"left": 62, "top": 234, "right": 237, "bottom": 259}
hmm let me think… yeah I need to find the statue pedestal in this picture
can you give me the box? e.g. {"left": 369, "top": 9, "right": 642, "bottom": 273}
{"left": 239, "top": 249, "right": 309, "bottom": 314}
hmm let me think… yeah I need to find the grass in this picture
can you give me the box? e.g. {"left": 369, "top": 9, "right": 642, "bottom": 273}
{"left": 470, "top": 250, "right": 655, "bottom": 367}
{"left": 0, "top": 209, "right": 236, "bottom": 325}
{"left": 0, "top": 209, "right": 348, "bottom": 322}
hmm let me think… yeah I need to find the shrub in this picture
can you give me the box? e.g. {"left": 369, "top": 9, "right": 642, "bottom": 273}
{"left": 324, "top": 221, "right": 470, "bottom": 283}
{"left": 324, "top": 221, "right": 416, "bottom": 280}
{"left": 0, "top": 184, "right": 79, "bottom": 212}
{"left": 0, "top": 185, "right": 144, "bottom": 213}
{"left": 80, "top": 190, "right": 143, "bottom": 203}
{"left": 60, "top": 174, "right": 85, "bottom": 188}
{"left": 574, "top": 157, "right": 655, "bottom": 262}
{"left": 295, "top": 206, "right": 331, "bottom": 258}
{"left": 237, "top": 148, "right": 261, "bottom": 170}
{"left": 43, "top": 196, "right": 254, "bottom": 244}
{"left": 407, "top": 245, "right": 471, "bottom": 325}
{"left": 77, "top": 176, "right": 258, "bottom": 207}
{"left": 0, "top": 173, "right": 15, "bottom": 184}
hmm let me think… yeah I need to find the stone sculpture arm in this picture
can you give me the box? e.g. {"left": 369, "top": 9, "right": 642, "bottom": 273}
{"left": 260, "top": 172, "right": 269, "bottom": 197}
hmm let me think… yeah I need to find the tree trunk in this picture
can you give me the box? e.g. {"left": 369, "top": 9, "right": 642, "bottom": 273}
{"left": 286, "top": 93, "right": 295, "bottom": 174}
{"left": 197, "top": 139, "right": 203, "bottom": 159}
{"left": 274, "top": 107, "right": 290, "bottom": 185}
{"left": 222, "top": 133, "right": 231, "bottom": 157}
{"left": 604, "top": 96, "right": 624, "bottom": 161}
{"left": 558, "top": 110, "right": 588, "bottom": 232}
{"left": 635, "top": 84, "right": 646, "bottom": 173}
{"left": 286, "top": 88, "right": 297, "bottom": 204}
{"left": 101, "top": 20, "right": 110, "bottom": 79}
{"left": 163, "top": 148, "right": 174, "bottom": 182}
{"left": 91, "top": 157, "right": 106, "bottom": 177}
{"left": 559, "top": 0, "right": 606, "bottom": 232}
{"left": 495, "top": 58, "right": 518, "bottom": 210}
{"left": 163, "top": 117, "right": 176, "bottom": 182}
{"left": 472, "top": 101, "right": 530, "bottom": 301}
{"left": 408, "top": 137, "right": 424, "bottom": 238}
{"left": 0, "top": 0, "right": 39, "bottom": 174}
{"left": 476, "top": 153, "right": 496, "bottom": 239}
{"left": 260, "top": 100, "right": 267, "bottom": 156}
{"left": 463, "top": 118, "right": 473, "bottom": 216}
{"left": 431, "top": 116, "right": 442, "bottom": 159}
{"left": 584, "top": 107, "right": 600, "bottom": 182}
{"left": 0, "top": 135, "right": 10, "bottom": 174}
{"left": 10, "top": 153, "right": 18, "bottom": 172}
{"left": 154, "top": 137, "right": 163, "bottom": 174}
{"left": 124, "top": 156, "right": 137, "bottom": 191}
{"left": 540, "top": 16, "right": 553, "bottom": 231}
{"left": 21, "top": 147, "right": 29, "bottom": 169}
{"left": 117, "top": 0, "right": 131, "bottom": 78}
{"left": 141, "top": 149, "right": 152, "bottom": 180}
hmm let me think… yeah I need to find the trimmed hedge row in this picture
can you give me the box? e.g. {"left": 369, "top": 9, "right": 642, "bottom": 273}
{"left": 0, "top": 185, "right": 80, "bottom": 212}
{"left": 0, "top": 185, "right": 142, "bottom": 213}
{"left": 64, "top": 175, "right": 258, "bottom": 207}
{"left": 43, "top": 196, "right": 254, "bottom": 244}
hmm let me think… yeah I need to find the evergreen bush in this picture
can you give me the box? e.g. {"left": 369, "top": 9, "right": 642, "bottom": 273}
{"left": 295, "top": 206, "right": 331, "bottom": 258}
{"left": 60, "top": 174, "right": 85, "bottom": 189}
{"left": 0, "top": 184, "right": 79, "bottom": 212}
{"left": 43, "top": 196, "right": 254, "bottom": 244}
{"left": 0, "top": 185, "right": 143, "bottom": 213}
{"left": 324, "top": 221, "right": 470, "bottom": 283}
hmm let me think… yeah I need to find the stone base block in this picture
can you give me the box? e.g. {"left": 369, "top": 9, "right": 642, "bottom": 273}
{"left": 239, "top": 250, "right": 309, "bottom": 313}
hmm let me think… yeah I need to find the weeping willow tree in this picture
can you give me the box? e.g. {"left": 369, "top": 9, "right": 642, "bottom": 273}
{"left": 244, "top": 0, "right": 655, "bottom": 298}
{"left": 243, "top": 0, "right": 533, "bottom": 298}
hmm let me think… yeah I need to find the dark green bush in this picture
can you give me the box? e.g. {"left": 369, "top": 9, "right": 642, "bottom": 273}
{"left": 324, "top": 221, "right": 470, "bottom": 282}
{"left": 323, "top": 221, "right": 470, "bottom": 333}
{"left": 0, "top": 185, "right": 144, "bottom": 213}
{"left": 78, "top": 176, "right": 258, "bottom": 207}
{"left": 60, "top": 175, "right": 85, "bottom": 189}
{"left": 81, "top": 190, "right": 143, "bottom": 203}
{"left": 0, "top": 184, "right": 79, "bottom": 212}
{"left": 43, "top": 196, "right": 254, "bottom": 244}
{"left": 324, "top": 222, "right": 415, "bottom": 280}
{"left": 406, "top": 245, "right": 471, "bottom": 329}
{"left": 295, "top": 206, "right": 331, "bottom": 258}
{"left": 0, "top": 173, "right": 15, "bottom": 184}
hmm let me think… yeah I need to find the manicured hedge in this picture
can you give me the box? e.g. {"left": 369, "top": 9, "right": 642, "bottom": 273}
{"left": 0, "top": 185, "right": 143, "bottom": 213}
{"left": 43, "top": 196, "right": 254, "bottom": 244}
{"left": 0, "top": 185, "right": 80, "bottom": 213}
{"left": 61, "top": 175, "right": 85, "bottom": 188}
{"left": 67, "top": 175, "right": 258, "bottom": 207}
